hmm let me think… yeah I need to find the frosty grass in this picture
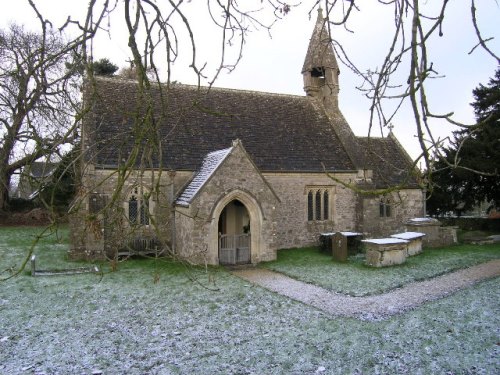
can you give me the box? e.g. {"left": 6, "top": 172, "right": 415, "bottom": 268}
{"left": 0, "top": 227, "right": 498, "bottom": 374}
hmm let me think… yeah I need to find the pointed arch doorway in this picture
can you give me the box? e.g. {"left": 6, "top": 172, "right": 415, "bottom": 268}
{"left": 210, "top": 190, "right": 264, "bottom": 266}
{"left": 218, "top": 199, "right": 251, "bottom": 265}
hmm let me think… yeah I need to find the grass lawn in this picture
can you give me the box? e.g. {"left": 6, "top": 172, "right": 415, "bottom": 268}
{"left": 262, "top": 244, "right": 500, "bottom": 296}
{"left": 0, "top": 226, "right": 499, "bottom": 374}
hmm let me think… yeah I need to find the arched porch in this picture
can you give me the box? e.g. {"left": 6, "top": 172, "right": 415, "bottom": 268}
{"left": 209, "top": 190, "right": 264, "bottom": 265}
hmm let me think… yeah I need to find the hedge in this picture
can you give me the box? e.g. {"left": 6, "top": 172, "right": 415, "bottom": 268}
{"left": 438, "top": 217, "right": 500, "bottom": 232}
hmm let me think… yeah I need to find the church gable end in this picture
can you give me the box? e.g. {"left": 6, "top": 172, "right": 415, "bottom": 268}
{"left": 174, "top": 140, "right": 279, "bottom": 265}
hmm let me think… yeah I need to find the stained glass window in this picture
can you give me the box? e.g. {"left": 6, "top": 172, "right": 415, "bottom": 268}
{"left": 379, "top": 197, "right": 392, "bottom": 217}
{"left": 307, "top": 188, "right": 332, "bottom": 222}
{"left": 315, "top": 191, "right": 321, "bottom": 220}
{"left": 140, "top": 197, "right": 149, "bottom": 225}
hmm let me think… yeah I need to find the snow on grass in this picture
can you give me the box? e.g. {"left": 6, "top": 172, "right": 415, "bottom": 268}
{"left": 263, "top": 245, "right": 500, "bottom": 297}
{"left": 0, "top": 227, "right": 499, "bottom": 374}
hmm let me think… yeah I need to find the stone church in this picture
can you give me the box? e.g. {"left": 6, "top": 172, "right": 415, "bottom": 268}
{"left": 69, "top": 10, "right": 424, "bottom": 265}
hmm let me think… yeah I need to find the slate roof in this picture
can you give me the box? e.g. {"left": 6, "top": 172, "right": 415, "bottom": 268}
{"left": 85, "top": 77, "right": 356, "bottom": 173}
{"left": 357, "top": 135, "right": 419, "bottom": 188}
{"left": 176, "top": 146, "right": 233, "bottom": 207}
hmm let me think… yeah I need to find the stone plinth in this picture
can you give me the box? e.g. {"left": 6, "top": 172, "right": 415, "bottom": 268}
{"left": 362, "top": 238, "right": 408, "bottom": 267}
{"left": 405, "top": 218, "right": 457, "bottom": 248}
{"left": 390, "top": 232, "right": 425, "bottom": 256}
{"left": 439, "top": 226, "right": 458, "bottom": 246}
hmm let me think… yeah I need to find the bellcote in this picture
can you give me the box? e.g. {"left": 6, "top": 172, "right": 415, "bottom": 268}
{"left": 302, "top": 8, "right": 340, "bottom": 108}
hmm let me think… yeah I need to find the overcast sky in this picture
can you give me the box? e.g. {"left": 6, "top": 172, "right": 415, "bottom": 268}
{"left": 1, "top": 1, "right": 499, "bottom": 161}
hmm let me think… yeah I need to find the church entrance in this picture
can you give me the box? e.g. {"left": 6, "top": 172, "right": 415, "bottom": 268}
{"left": 218, "top": 199, "right": 251, "bottom": 265}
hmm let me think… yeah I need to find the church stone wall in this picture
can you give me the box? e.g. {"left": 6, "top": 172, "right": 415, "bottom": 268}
{"left": 174, "top": 206, "right": 206, "bottom": 263}
{"left": 264, "top": 172, "right": 359, "bottom": 249}
{"left": 360, "top": 189, "right": 424, "bottom": 238}
{"left": 69, "top": 166, "right": 193, "bottom": 260}
{"left": 71, "top": 163, "right": 424, "bottom": 264}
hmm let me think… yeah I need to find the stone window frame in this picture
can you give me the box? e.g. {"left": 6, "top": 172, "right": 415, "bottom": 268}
{"left": 88, "top": 193, "right": 107, "bottom": 214}
{"left": 125, "top": 186, "right": 152, "bottom": 226}
{"left": 379, "top": 196, "right": 392, "bottom": 218}
{"left": 306, "top": 186, "right": 333, "bottom": 222}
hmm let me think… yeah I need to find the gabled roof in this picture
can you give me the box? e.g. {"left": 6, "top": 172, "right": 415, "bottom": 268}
{"left": 357, "top": 134, "right": 420, "bottom": 188}
{"left": 176, "top": 146, "right": 232, "bottom": 207}
{"left": 85, "top": 77, "right": 356, "bottom": 173}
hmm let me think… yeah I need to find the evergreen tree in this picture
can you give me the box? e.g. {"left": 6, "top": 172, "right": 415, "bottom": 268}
{"left": 428, "top": 67, "right": 500, "bottom": 216}
{"left": 92, "top": 58, "right": 118, "bottom": 76}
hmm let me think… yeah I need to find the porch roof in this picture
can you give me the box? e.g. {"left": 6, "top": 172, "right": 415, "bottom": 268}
{"left": 175, "top": 146, "right": 233, "bottom": 207}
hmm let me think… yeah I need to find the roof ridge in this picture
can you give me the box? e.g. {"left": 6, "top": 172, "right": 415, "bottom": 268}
{"left": 206, "top": 146, "right": 232, "bottom": 157}
{"left": 92, "top": 75, "right": 306, "bottom": 99}
{"left": 357, "top": 135, "right": 391, "bottom": 140}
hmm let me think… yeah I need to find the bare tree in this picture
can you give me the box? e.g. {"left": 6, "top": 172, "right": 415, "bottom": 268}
{"left": 0, "top": 24, "right": 81, "bottom": 211}
{"left": 318, "top": 0, "right": 499, "bottom": 177}
{"left": 0, "top": 0, "right": 112, "bottom": 213}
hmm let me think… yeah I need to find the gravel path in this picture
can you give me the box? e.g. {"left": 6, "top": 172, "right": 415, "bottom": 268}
{"left": 232, "top": 259, "right": 500, "bottom": 321}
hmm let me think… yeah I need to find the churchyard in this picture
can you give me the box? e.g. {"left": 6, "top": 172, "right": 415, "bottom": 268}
{"left": 1, "top": 226, "right": 498, "bottom": 374}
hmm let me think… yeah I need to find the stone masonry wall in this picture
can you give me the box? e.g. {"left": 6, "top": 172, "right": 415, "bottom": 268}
{"left": 360, "top": 189, "right": 424, "bottom": 238}
{"left": 174, "top": 206, "right": 198, "bottom": 261}
{"left": 71, "top": 161, "right": 423, "bottom": 263}
{"left": 69, "top": 166, "right": 193, "bottom": 259}
{"left": 264, "top": 172, "right": 359, "bottom": 249}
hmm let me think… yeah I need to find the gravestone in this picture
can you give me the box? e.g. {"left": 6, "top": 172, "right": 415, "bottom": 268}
{"left": 332, "top": 232, "right": 348, "bottom": 262}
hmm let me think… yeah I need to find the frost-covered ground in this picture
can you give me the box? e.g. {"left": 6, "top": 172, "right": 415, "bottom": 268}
{"left": 0, "top": 227, "right": 499, "bottom": 374}
{"left": 263, "top": 246, "right": 500, "bottom": 296}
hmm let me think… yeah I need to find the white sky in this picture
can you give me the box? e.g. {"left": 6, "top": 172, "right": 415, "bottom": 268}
{"left": 1, "top": 0, "right": 499, "bottom": 161}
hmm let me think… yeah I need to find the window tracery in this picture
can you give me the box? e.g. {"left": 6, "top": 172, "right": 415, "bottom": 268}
{"left": 307, "top": 187, "right": 332, "bottom": 222}
{"left": 127, "top": 186, "right": 150, "bottom": 225}
{"left": 379, "top": 197, "right": 392, "bottom": 218}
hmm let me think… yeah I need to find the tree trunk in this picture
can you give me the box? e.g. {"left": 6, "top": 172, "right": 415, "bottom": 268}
{"left": 0, "top": 167, "right": 11, "bottom": 212}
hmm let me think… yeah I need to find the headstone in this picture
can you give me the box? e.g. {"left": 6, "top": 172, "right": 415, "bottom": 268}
{"left": 332, "top": 232, "right": 348, "bottom": 262}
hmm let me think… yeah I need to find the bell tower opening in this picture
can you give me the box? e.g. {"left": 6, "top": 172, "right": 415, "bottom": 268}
{"left": 302, "top": 8, "right": 340, "bottom": 108}
{"left": 311, "top": 67, "right": 325, "bottom": 78}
